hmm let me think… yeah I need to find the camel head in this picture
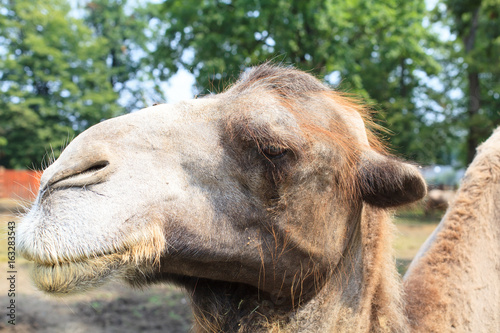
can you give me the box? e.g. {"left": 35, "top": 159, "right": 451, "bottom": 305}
{"left": 18, "top": 65, "right": 426, "bottom": 306}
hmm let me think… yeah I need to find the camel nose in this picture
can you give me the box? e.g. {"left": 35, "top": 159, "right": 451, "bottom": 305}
{"left": 39, "top": 145, "right": 113, "bottom": 192}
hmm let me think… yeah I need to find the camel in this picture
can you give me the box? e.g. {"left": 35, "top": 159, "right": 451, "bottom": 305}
{"left": 404, "top": 126, "right": 500, "bottom": 332}
{"left": 16, "top": 64, "right": 499, "bottom": 332}
{"left": 424, "top": 189, "right": 456, "bottom": 216}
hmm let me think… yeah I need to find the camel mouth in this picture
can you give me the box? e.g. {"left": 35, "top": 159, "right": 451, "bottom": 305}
{"left": 27, "top": 229, "right": 166, "bottom": 295}
{"left": 25, "top": 247, "right": 122, "bottom": 267}
{"left": 31, "top": 253, "right": 124, "bottom": 295}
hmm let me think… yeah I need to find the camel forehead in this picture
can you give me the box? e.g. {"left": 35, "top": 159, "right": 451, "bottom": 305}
{"left": 76, "top": 94, "right": 299, "bottom": 142}
{"left": 60, "top": 82, "right": 370, "bottom": 169}
{"left": 74, "top": 86, "right": 366, "bottom": 151}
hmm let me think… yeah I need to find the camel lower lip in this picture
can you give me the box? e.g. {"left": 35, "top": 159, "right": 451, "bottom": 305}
{"left": 31, "top": 255, "right": 122, "bottom": 295}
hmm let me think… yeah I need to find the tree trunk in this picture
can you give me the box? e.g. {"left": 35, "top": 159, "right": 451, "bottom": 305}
{"left": 466, "top": 71, "right": 480, "bottom": 164}
{"left": 464, "top": 8, "right": 481, "bottom": 164}
{"left": 400, "top": 57, "right": 407, "bottom": 98}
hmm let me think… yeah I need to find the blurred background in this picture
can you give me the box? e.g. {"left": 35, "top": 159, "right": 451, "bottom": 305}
{"left": 0, "top": 0, "right": 499, "bottom": 332}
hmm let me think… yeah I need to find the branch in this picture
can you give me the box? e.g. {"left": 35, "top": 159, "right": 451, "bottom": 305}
{"left": 464, "top": 7, "right": 480, "bottom": 53}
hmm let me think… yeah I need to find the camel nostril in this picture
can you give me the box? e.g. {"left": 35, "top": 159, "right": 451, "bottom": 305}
{"left": 46, "top": 160, "right": 111, "bottom": 190}
{"left": 80, "top": 161, "right": 109, "bottom": 175}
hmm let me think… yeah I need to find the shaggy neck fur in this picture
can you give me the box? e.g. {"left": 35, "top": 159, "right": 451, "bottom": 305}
{"left": 404, "top": 128, "right": 500, "bottom": 332}
{"left": 189, "top": 205, "right": 407, "bottom": 333}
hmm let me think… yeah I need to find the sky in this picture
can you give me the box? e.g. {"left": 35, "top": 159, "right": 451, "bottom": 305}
{"left": 160, "top": 67, "right": 196, "bottom": 104}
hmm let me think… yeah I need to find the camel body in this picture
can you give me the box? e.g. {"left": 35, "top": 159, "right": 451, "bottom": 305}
{"left": 405, "top": 127, "right": 500, "bottom": 332}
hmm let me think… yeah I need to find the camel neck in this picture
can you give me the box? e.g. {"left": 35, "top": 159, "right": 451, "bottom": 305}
{"left": 189, "top": 205, "right": 407, "bottom": 332}
{"left": 279, "top": 206, "right": 407, "bottom": 332}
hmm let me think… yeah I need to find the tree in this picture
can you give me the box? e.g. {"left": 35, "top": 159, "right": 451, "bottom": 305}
{"left": 154, "top": 0, "right": 447, "bottom": 163}
{"left": 0, "top": 0, "right": 156, "bottom": 169}
{"left": 84, "top": 0, "right": 163, "bottom": 112}
{"left": 437, "top": 0, "right": 500, "bottom": 164}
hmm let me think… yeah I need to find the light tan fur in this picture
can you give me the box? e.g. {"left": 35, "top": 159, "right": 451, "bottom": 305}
{"left": 404, "top": 127, "right": 500, "bottom": 332}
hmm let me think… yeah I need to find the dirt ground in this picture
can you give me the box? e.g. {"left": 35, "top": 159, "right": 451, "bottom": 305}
{"left": 0, "top": 202, "right": 439, "bottom": 333}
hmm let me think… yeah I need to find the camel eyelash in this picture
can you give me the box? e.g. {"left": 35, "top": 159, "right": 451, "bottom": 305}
{"left": 261, "top": 145, "right": 288, "bottom": 159}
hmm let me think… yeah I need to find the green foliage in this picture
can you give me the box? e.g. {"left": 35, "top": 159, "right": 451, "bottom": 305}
{"left": 0, "top": 0, "right": 116, "bottom": 168}
{"left": 434, "top": 0, "right": 500, "bottom": 163}
{"left": 0, "top": 0, "right": 155, "bottom": 169}
{"left": 155, "top": 0, "right": 451, "bottom": 163}
{"left": 84, "top": 0, "right": 162, "bottom": 112}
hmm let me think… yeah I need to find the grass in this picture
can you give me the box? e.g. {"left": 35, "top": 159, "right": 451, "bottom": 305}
{"left": 393, "top": 206, "right": 442, "bottom": 275}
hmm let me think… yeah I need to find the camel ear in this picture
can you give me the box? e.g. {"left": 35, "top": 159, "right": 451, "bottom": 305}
{"left": 358, "top": 151, "right": 427, "bottom": 207}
